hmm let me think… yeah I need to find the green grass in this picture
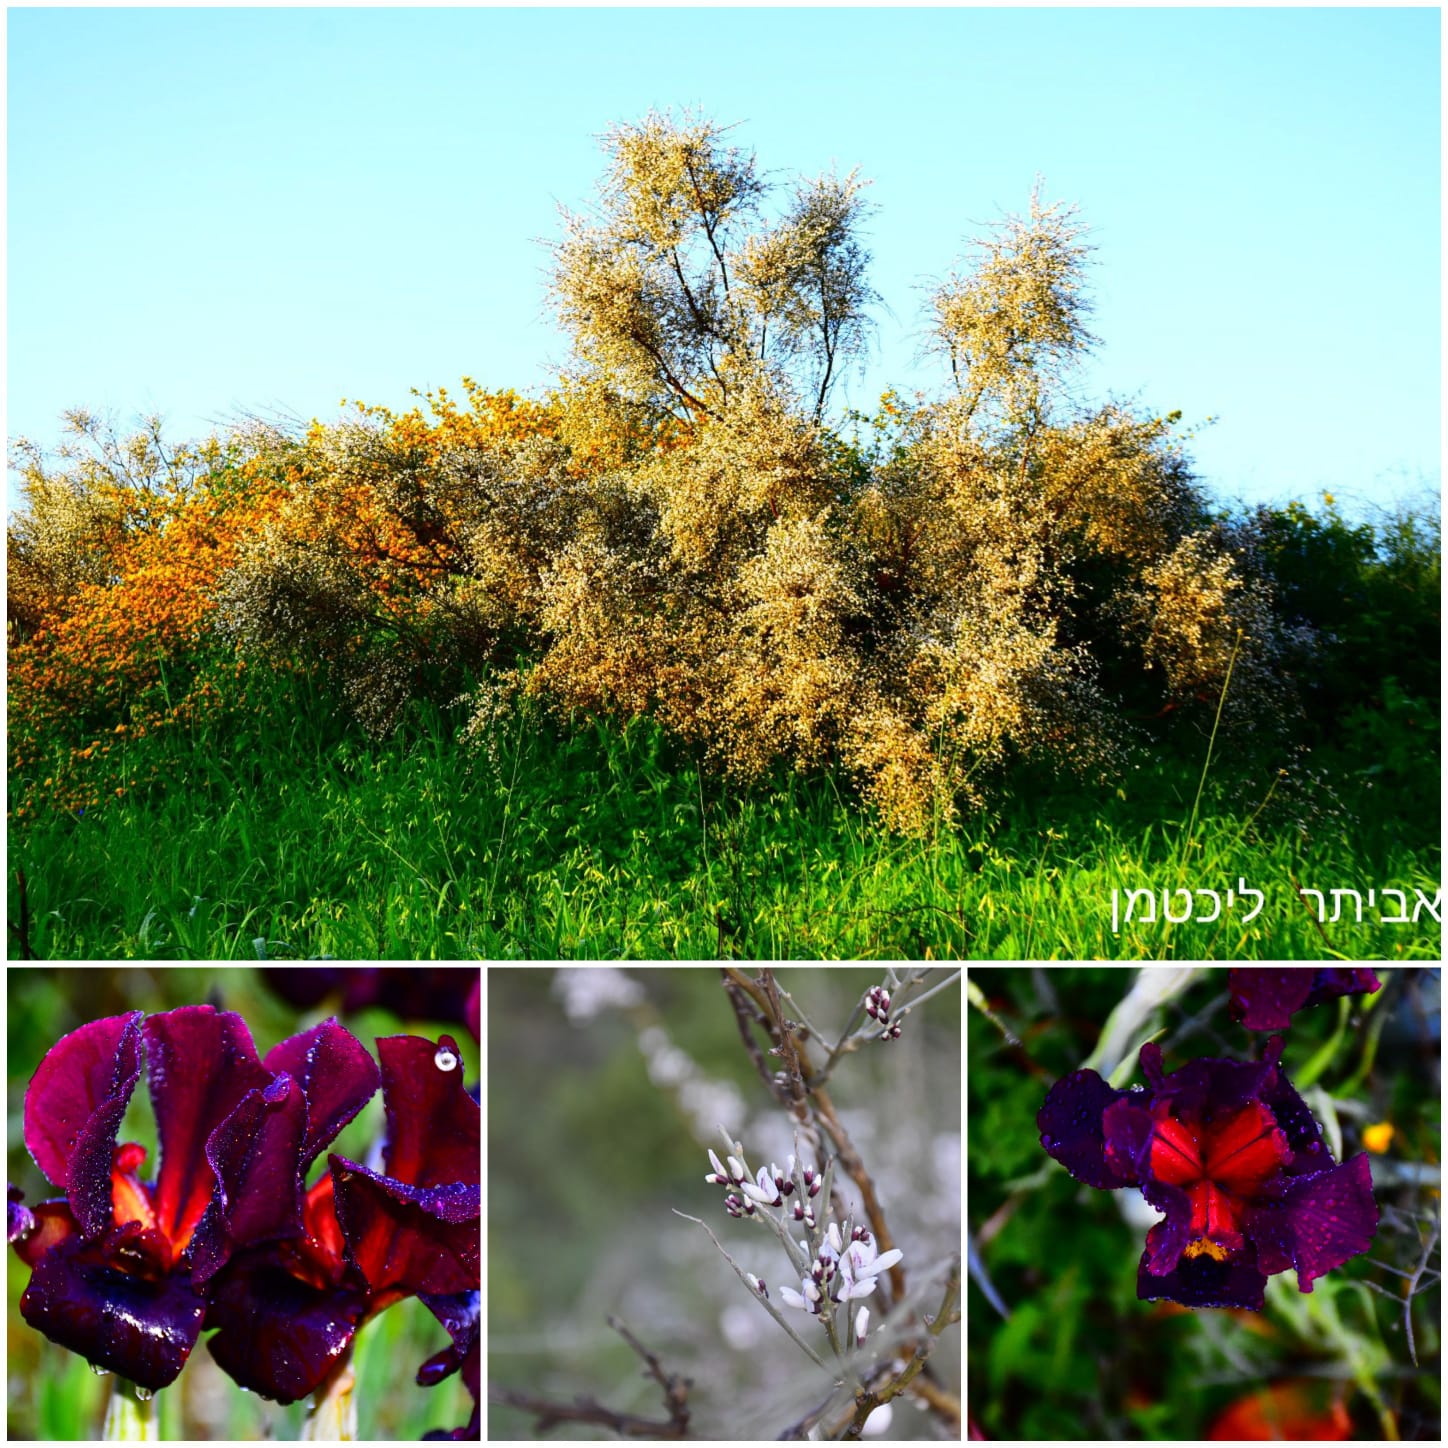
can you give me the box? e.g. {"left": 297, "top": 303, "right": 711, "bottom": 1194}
{"left": 7, "top": 669, "right": 1440, "bottom": 959}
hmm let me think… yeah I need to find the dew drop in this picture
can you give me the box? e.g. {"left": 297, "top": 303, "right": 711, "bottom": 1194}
{"left": 90, "top": 1363, "right": 111, "bottom": 1377}
{"left": 434, "top": 1046, "right": 459, "bottom": 1071}
{"left": 134, "top": 1386, "right": 154, "bottom": 1401}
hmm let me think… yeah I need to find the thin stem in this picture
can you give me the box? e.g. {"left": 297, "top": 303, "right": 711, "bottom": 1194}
{"left": 772, "top": 982, "right": 827, "bottom": 1047}
{"left": 672, "top": 1209, "right": 830, "bottom": 1371}
{"left": 839, "top": 1257, "right": 960, "bottom": 1440}
{"left": 1177, "top": 626, "right": 1243, "bottom": 884}
{"left": 102, "top": 1379, "right": 159, "bottom": 1441}
{"left": 894, "top": 968, "right": 961, "bottom": 1015}
{"left": 812, "top": 1000, "right": 869, "bottom": 1088}
{"left": 302, "top": 1342, "right": 357, "bottom": 1441}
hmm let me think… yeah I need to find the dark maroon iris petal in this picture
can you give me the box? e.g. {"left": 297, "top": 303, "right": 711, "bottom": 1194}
{"left": 375, "top": 1035, "right": 480, "bottom": 1191}
{"left": 1037, "top": 1068, "right": 1139, "bottom": 1189}
{"left": 203, "top": 1249, "right": 370, "bottom": 1404}
{"left": 24, "top": 1011, "right": 144, "bottom": 1237}
{"left": 20, "top": 1222, "right": 207, "bottom": 1390}
{"left": 323, "top": 1034, "right": 480, "bottom": 1300}
{"left": 330, "top": 1156, "right": 480, "bottom": 1297}
{"left": 1243, "top": 1155, "right": 1380, "bottom": 1292}
{"left": 1136, "top": 1245, "right": 1269, "bottom": 1311}
{"left": 191, "top": 1074, "right": 309, "bottom": 1288}
{"left": 1229, "top": 968, "right": 1382, "bottom": 1030}
{"left": 1255, "top": 1053, "right": 1335, "bottom": 1178}
{"left": 143, "top": 1007, "right": 273, "bottom": 1251}
{"left": 1100, "top": 1096, "right": 1154, "bottom": 1183}
{"left": 194, "top": 1019, "right": 379, "bottom": 1287}
{"left": 417, "top": 1288, "right": 480, "bottom": 1438}
{"left": 1136, "top": 1038, "right": 1282, "bottom": 1122}
{"left": 10, "top": 1198, "right": 78, "bottom": 1268}
{"left": 264, "top": 1018, "right": 381, "bottom": 1168}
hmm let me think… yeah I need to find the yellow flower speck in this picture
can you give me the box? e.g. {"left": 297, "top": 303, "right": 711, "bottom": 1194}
{"left": 1362, "top": 1122, "right": 1395, "bottom": 1154}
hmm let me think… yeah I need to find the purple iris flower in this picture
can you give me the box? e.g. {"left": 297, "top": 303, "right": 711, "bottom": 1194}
{"left": 1227, "top": 968, "right": 1382, "bottom": 1030}
{"left": 1038, "top": 1037, "right": 1379, "bottom": 1310}
{"left": 9, "top": 1005, "right": 479, "bottom": 1435}
{"left": 7, "top": 1007, "right": 376, "bottom": 1390}
{"left": 202, "top": 1032, "right": 480, "bottom": 1429}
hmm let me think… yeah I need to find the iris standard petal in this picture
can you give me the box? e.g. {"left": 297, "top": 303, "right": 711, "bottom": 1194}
{"left": 374, "top": 1035, "right": 479, "bottom": 1192}
{"left": 263, "top": 1018, "right": 380, "bottom": 1168}
{"left": 24, "top": 1012, "right": 144, "bottom": 1236}
{"left": 143, "top": 1007, "right": 273, "bottom": 1251}
{"left": 191, "top": 1074, "right": 309, "bottom": 1287}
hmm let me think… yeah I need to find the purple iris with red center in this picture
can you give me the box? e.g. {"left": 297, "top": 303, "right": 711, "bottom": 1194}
{"left": 1038, "top": 1037, "right": 1378, "bottom": 1310}
{"left": 7, "top": 1005, "right": 479, "bottom": 1437}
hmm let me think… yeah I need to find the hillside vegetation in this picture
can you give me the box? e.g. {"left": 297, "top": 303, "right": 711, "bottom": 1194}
{"left": 7, "top": 113, "right": 1440, "bottom": 958}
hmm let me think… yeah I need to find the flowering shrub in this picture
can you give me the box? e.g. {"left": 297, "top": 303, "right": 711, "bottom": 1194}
{"left": 9, "top": 112, "right": 1365, "bottom": 839}
{"left": 7, "top": 416, "right": 296, "bottom": 819}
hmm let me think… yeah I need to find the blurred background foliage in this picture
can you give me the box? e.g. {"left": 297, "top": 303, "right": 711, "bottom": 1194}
{"left": 6, "top": 965, "right": 478, "bottom": 1441}
{"left": 967, "top": 967, "right": 1440, "bottom": 1440}
{"left": 487, "top": 967, "right": 961, "bottom": 1439}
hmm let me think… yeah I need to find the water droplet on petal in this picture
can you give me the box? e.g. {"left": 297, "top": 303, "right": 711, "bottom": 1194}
{"left": 134, "top": 1386, "right": 154, "bottom": 1401}
{"left": 434, "top": 1046, "right": 458, "bottom": 1071}
{"left": 90, "top": 1363, "right": 111, "bottom": 1377}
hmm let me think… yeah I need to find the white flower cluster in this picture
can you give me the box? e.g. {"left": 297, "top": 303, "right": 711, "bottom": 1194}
{"left": 777, "top": 1220, "right": 902, "bottom": 1318}
{"left": 700, "top": 1128, "right": 903, "bottom": 1347}
{"left": 705, "top": 1144, "right": 820, "bottom": 1226}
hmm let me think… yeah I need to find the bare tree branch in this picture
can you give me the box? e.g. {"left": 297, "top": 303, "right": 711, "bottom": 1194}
{"left": 488, "top": 1316, "right": 693, "bottom": 1438}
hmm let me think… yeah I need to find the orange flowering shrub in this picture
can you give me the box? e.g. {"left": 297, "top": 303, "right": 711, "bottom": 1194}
{"left": 8, "top": 417, "right": 300, "bottom": 819}
{"left": 214, "top": 374, "right": 700, "bottom": 736}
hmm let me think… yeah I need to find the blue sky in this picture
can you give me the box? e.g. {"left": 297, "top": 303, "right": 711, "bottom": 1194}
{"left": 7, "top": 5, "right": 1440, "bottom": 519}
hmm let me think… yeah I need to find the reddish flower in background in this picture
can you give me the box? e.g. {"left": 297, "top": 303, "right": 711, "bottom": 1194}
{"left": 1227, "top": 968, "right": 1381, "bottom": 1031}
{"left": 1208, "top": 1380, "right": 1352, "bottom": 1440}
{"left": 1038, "top": 1038, "right": 1378, "bottom": 1310}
